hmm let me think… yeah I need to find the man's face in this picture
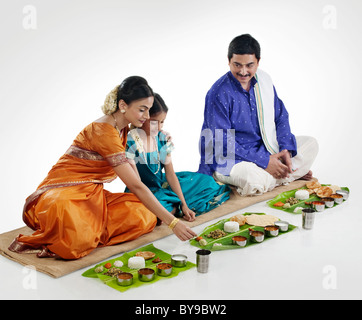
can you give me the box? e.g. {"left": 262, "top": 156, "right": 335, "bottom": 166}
{"left": 228, "top": 54, "right": 259, "bottom": 89}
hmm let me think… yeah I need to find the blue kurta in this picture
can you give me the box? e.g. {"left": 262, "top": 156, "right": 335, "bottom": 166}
{"left": 198, "top": 71, "right": 297, "bottom": 176}
{"left": 125, "top": 131, "right": 230, "bottom": 216}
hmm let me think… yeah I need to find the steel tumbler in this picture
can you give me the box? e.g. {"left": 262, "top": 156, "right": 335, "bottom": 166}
{"left": 196, "top": 249, "right": 211, "bottom": 273}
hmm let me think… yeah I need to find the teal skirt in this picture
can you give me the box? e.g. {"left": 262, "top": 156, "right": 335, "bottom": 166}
{"left": 149, "top": 171, "right": 230, "bottom": 216}
{"left": 124, "top": 148, "right": 230, "bottom": 217}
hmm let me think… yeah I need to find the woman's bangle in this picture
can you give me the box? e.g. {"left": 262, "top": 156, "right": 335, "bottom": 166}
{"left": 168, "top": 217, "right": 179, "bottom": 230}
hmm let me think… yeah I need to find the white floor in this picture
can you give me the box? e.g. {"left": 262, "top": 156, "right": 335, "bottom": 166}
{"left": 1, "top": 180, "right": 360, "bottom": 300}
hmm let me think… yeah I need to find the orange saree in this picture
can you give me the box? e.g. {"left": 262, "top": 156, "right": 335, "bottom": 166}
{"left": 9, "top": 122, "right": 157, "bottom": 259}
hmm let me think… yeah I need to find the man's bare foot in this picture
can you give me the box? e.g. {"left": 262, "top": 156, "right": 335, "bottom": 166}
{"left": 299, "top": 170, "right": 314, "bottom": 181}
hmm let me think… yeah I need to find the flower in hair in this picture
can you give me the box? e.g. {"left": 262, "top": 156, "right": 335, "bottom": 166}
{"left": 101, "top": 85, "right": 119, "bottom": 115}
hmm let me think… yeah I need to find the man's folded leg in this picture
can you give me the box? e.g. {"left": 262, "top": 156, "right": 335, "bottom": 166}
{"left": 214, "top": 136, "right": 319, "bottom": 196}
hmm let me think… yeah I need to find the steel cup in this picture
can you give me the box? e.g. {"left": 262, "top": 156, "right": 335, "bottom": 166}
{"left": 196, "top": 249, "right": 211, "bottom": 273}
{"left": 302, "top": 208, "right": 316, "bottom": 230}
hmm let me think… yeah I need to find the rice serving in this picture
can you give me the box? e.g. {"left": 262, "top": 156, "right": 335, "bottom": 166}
{"left": 128, "top": 256, "right": 145, "bottom": 269}
{"left": 114, "top": 260, "right": 123, "bottom": 267}
{"left": 295, "top": 189, "right": 309, "bottom": 200}
{"left": 224, "top": 221, "right": 239, "bottom": 233}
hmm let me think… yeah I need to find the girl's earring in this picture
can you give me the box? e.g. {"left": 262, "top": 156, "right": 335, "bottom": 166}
{"left": 120, "top": 109, "right": 126, "bottom": 114}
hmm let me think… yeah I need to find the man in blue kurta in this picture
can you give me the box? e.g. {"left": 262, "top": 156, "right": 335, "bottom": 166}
{"left": 198, "top": 34, "right": 318, "bottom": 196}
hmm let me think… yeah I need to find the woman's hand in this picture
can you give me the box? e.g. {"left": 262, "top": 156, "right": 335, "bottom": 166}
{"left": 114, "top": 162, "right": 196, "bottom": 241}
{"left": 161, "top": 130, "right": 172, "bottom": 142}
{"left": 181, "top": 204, "right": 196, "bottom": 222}
{"left": 172, "top": 220, "right": 197, "bottom": 241}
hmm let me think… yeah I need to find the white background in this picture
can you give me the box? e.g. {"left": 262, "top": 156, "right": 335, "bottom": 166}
{"left": 0, "top": 0, "right": 361, "bottom": 300}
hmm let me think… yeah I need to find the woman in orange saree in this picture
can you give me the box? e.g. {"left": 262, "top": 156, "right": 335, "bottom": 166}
{"left": 9, "top": 76, "right": 196, "bottom": 260}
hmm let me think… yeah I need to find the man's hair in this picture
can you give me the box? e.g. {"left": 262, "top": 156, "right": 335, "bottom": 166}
{"left": 227, "top": 34, "right": 261, "bottom": 61}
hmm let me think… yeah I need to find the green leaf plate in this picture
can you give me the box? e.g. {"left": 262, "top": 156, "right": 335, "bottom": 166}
{"left": 266, "top": 185, "right": 349, "bottom": 214}
{"left": 190, "top": 212, "right": 296, "bottom": 251}
{"left": 82, "top": 243, "right": 195, "bottom": 292}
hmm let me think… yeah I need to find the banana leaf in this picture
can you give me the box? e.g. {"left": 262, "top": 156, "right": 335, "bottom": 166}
{"left": 266, "top": 185, "right": 349, "bottom": 214}
{"left": 189, "top": 212, "right": 296, "bottom": 251}
{"left": 82, "top": 243, "right": 195, "bottom": 292}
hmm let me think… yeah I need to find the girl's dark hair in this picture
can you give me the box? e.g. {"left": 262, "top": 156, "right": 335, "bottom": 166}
{"left": 117, "top": 76, "right": 154, "bottom": 106}
{"left": 227, "top": 34, "right": 261, "bottom": 61}
{"left": 150, "top": 93, "right": 168, "bottom": 116}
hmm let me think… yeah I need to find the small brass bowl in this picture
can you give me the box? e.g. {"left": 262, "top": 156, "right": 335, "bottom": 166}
{"left": 249, "top": 230, "right": 264, "bottom": 243}
{"left": 336, "top": 189, "right": 349, "bottom": 200}
{"left": 264, "top": 225, "right": 279, "bottom": 237}
{"left": 274, "top": 220, "right": 289, "bottom": 232}
{"left": 156, "top": 263, "right": 173, "bottom": 277}
{"left": 331, "top": 193, "right": 343, "bottom": 204}
{"left": 171, "top": 254, "right": 188, "bottom": 267}
{"left": 117, "top": 272, "right": 133, "bottom": 287}
{"left": 232, "top": 236, "right": 247, "bottom": 247}
{"left": 312, "top": 201, "right": 325, "bottom": 212}
{"left": 322, "top": 197, "right": 334, "bottom": 208}
{"left": 138, "top": 268, "right": 155, "bottom": 282}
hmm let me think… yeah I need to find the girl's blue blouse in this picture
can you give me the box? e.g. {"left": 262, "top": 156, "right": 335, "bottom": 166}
{"left": 125, "top": 130, "right": 230, "bottom": 215}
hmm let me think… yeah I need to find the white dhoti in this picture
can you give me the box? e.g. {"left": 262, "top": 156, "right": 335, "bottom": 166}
{"left": 214, "top": 136, "right": 319, "bottom": 196}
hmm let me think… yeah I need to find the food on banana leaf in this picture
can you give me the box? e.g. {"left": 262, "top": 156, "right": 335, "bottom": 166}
{"left": 295, "top": 189, "right": 310, "bottom": 200}
{"left": 206, "top": 229, "right": 226, "bottom": 239}
{"left": 224, "top": 221, "right": 239, "bottom": 233}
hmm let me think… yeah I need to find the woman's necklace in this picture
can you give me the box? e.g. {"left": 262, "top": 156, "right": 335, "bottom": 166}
{"left": 111, "top": 113, "right": 121, "bottom": 136}
{"left": 151, "top": 136, "right": 161, "bottom": 174}
{"left": 143, "top": 136, "right": 160, "bottom": 175}
{"left": 131, "top": 129, "right": 161, "bottom": 175}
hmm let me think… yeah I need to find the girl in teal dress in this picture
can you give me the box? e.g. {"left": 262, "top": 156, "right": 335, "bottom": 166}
{"left": 125, "top": 93, "right": 231, "bottom": 222}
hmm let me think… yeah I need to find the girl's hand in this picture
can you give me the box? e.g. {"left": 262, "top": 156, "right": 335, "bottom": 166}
{"left": 181, "top": 204, "right": 196, "bottom": 222}
{"left": 172, "top": 220, "right": 197, "bottom": 241}
{"left": 161, "top": 130, "right": 172, "bottom": 142}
